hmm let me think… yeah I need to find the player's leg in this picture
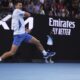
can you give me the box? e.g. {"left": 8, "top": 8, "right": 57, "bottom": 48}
{"left": 28, "top": 36, "right": 45, "bottom": 52}
{"left": 0, "top": 44, "right": 18, "bottom": 61}
{"left": 29, "top": 36, "right": 56, "bottom": 59}
{"left": 24, "top": 33, "right": 47, "bottom": 57}
{"left": 0, "top": 34, "right": 24, "bottom": 61}
{"left": 24, "top": 33, "right": 54, "bottom": 59}
{"left": 29, "top": 36, "right": 55, "bottom": 59}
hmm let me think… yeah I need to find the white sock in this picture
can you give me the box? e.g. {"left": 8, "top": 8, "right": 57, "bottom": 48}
{"left": 42, "top": 50, "right": 47, "bottom": 56}
{"left": 0, "top": 57, "right": 2, "bottom": 61}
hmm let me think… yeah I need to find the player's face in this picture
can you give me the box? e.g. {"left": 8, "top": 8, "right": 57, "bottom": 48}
{"left": 16, "top": 3, "right": 23, "bottom": 9}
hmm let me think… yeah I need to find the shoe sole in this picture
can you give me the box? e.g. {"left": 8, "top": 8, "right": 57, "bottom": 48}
{"left": 50, "top": 52, "right": 56, "bottom": 57}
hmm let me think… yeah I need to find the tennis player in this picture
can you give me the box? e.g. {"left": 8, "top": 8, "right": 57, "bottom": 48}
{"left": 0, "top": 1, "right": 54, "bottom": 62}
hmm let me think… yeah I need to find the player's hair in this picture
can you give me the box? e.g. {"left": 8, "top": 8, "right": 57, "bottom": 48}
{"left": 14, "top": 0, "right": 23, "bottom": 5}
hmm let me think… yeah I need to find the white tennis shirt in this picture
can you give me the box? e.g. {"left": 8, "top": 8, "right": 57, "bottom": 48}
{"left": 11, "top": 9, "right": 26, "bottom": 35}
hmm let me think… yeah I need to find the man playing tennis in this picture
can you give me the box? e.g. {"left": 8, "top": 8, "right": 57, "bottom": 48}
{"left": 0, "top": 1, "right": 55, "bottom": 62}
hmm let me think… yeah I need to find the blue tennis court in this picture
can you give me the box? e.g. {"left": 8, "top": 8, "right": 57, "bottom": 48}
{"left": 0, "top": 63, "right": 80, "bottom": 80}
